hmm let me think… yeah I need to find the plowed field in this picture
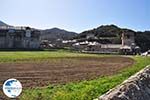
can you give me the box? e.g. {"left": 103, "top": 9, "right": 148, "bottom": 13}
{"left": 0, "top": 57, "right": 134, "bottom": 88}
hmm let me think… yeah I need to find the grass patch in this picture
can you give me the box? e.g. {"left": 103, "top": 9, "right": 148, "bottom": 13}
{"left": 20, "top": 56, "right": 150, "bottom": 100}
{"left": 0, "top": 50, "right": 109, "bottom": 63}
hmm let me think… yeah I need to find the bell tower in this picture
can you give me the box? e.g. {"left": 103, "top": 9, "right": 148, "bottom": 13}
{"left": 121, "top": 31, "right": 135, "bottom": 46}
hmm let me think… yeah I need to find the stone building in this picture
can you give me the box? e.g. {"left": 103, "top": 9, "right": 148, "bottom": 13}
{"left": 0, "top": 27, "right": 41, "bottom": 49}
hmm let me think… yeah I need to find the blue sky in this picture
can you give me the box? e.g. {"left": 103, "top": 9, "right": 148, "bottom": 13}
{"left": 0, "top": 0, "right": 149, "bottom": 33}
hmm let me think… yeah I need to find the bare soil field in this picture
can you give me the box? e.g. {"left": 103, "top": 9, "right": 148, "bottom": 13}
{"left": 0, "top": 57, "right": 134, "bottom": 88}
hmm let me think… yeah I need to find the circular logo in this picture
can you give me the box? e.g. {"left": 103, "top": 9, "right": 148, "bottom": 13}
{"left": 3, "top": 78, "right": 22, "bottom": 98}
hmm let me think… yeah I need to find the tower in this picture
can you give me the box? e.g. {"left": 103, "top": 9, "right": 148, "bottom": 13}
{"left": 121, "top": 31, "right": 135, "bottom": 46}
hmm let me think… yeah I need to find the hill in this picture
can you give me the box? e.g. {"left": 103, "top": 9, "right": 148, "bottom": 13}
{"left": 135, "top": 31, "right": 150, "bottom": 52}
{"left": 75, "top": 25, "right": 150, "bottom": 52}
{"left": 41, "top": 28, "right": 78, "bottom": 41}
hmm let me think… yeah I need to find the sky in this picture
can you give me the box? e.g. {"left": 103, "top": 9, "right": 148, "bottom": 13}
{"left": 0, "top": 0, "right": 149, "bottom": 33}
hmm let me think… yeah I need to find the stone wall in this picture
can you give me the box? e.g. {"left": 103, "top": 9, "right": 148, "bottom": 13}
{"left": 0, "top": 29, "right": 40, "bottom": 49}
{"left": 99, "top": 65, "right": 150, "bottom": 100}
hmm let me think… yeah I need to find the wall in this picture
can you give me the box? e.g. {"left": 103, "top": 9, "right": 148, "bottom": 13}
{"left": 0, "top": 29, "right": 40, "bottom": 49}
{"left": 99, "top": 65, "right": 150, "bottom": 100}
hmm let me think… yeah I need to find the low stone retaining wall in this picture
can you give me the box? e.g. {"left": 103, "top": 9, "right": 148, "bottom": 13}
{"left": 99, "top": 65, "right": 150, "bottom": 100}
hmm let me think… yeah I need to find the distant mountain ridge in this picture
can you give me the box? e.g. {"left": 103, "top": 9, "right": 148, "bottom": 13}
{"left": 41, "top": 28, "right": 78, "bottom": 40}
{"left": 0, "top": 20, "right": 78, "bottom": 40}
